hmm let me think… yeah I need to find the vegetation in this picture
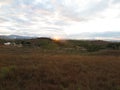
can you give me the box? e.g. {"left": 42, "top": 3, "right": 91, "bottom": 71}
{"left": 107, "top": 42, "right": 120, "bottom": 50}
{"left": 1, "top": 38, "right": 120, "bottom": 51}
{"left": 0, "top": 38, "right": 120, "bottom": 90}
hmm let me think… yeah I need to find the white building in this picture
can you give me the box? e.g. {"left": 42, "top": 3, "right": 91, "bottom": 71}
{"left": 4, "top": 42, "right": 11, "bottom": 46}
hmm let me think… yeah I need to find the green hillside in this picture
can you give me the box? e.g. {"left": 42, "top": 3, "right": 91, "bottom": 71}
{"left": 0, "top": 38, "right": 120, "bottom": 53}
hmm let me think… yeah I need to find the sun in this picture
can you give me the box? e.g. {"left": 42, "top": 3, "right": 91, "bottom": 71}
{"left": 52, "top": 36, "right": 61, "bottom": 41}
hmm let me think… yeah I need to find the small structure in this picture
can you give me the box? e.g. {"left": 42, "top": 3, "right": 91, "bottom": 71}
{"left": 4, "top": 42, "right": 11, "bottom": 46}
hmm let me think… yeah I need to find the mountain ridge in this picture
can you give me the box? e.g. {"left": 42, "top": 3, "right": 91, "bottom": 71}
{"left": 0, "top": 31, "right": 120, "bottom": 42}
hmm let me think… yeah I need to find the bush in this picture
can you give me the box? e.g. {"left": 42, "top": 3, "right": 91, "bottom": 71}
{"left": 21, "top": 41, "right": 31, "bottom": 46}
{"left": 107, "top": 43, "right": 120, "bottom": 50}
{"left": 0, "top": 66, "right": 15, "bottom": 79}
{"left": 85, "top": 45, "right": 104, "bottom": 52}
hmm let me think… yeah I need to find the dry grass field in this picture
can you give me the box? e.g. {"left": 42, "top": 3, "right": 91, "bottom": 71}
{"left": 0, "top": 47, "right": 120, "bottom": 90}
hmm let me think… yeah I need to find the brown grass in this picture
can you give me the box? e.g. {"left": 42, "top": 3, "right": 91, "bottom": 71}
{"left": 0, "top": 47, "right": 120, "bottom": 90}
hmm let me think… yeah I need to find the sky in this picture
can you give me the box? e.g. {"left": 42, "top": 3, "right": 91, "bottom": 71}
{"left": 0, "top": 0, "right": 120, "bottom": 39}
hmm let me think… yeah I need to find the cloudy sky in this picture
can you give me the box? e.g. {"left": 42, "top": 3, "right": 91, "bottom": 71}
{"left": 0, "top": 0, "right": 120, "bottom": 39}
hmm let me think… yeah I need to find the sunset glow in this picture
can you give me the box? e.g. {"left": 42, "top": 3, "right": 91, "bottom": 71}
{"left": 52, "top": 36, "right": 61, "bottom": 41}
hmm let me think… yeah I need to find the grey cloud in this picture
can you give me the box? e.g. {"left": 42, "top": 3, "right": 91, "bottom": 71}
{"left": 53, "top": 0, "right": 113, "bottom": 22}
{"left": 79, "top": 0, "right": 109, "bottom": 17}
{"left": 54, "top": 21, "right": 70, "bottom": 26}
{"left": 112, "top": 0, "right": 120, "bottom": 4}
{"left": 0, "top": 17, "right": 9, "bottom": 22}
{"left": 0, "top": 0, "right": 68, "bottom": 35}
{"left": 1, "top": 0, "right": 119, "bottom": 37}
{"left": 41, "top": 27, "right": 62, "bottom": 31}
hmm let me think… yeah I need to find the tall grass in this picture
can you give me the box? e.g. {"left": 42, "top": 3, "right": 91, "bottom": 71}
{"left": 0, "top": 47, "right": 120, "bottom": 90}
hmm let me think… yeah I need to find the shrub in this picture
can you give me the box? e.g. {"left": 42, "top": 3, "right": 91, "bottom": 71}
{"left": 0, "top": 66, "right": 15, "bottom": 79}
{"left": 107, "top": 43, "right": 120, "bottom": 50}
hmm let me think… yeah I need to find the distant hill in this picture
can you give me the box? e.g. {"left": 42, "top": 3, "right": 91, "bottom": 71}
{"left": 0, "top": 31, "right": 120, "bottom": 42}
{"left": 68, "top": 31, "right": 120, "bottom": 42}
{"left": 0, "top": 35, "right": 33, "bottom": 40}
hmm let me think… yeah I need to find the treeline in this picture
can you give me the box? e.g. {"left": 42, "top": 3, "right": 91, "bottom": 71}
{"left": 0, "top": 39, "right": 120, "bottom": 52}
{"left": 70, "top": 40, "right": 120, "bottom": 52}
{"left": 107, "top": 42, "right": 120, "bottom": 50}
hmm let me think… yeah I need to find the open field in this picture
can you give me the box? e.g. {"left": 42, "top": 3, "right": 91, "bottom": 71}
{"left": 0, "top": 47, "right": 120, "bottom": 90}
